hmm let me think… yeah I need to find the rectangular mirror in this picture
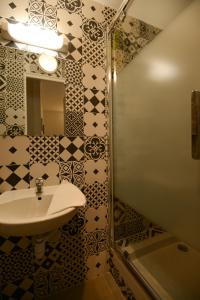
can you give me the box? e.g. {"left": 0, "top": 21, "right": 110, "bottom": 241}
{"left": 26, "top": 78, "right": 65, "bottom": 136}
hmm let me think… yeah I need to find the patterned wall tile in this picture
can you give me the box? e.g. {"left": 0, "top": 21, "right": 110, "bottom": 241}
{"left": 84, "top": 88, "right": 106, "bottom": 113}
{"left": 59, "top": 136, "right": 84, "bottom": 161}
{"left": 57, "top": 0, "right": 82, "bottom": 14}
{"left": 83, "top": 37, "right": 105, "bottom": 67}
{"left": 0, "top": 74, "right": 7, "bottom": 92}
{"left": 85, "top": 229, "right": 108, "bottom": 256}
{"left": 67, "top": 35, "right": 82, "bottom": 62}
{"left": 0, "top": 164, "right": 30, "bottom": 192}
{"left": 0, "top": 136, "right": 29, "bottom": 165}
{"left": 5, "top": 108, "right": 25, "bottom": 127}
{"left": 86, "top": 250, "right": 108, "bottom": 280}
{"left": 5, "top": 91, "right": 24, "bottom": 110}
{"left": 85, "top": 136, "right": 107, "bottom": 160}
{"left": 85, "top": 159, "right": 107, "bottom": 184}
{"left": 0, "top": 0, "right": 29, "bottom": 23}
{"left": 102, "top": 6, "right": 116, "bottom": 27}
{"left": 33, "top": 269, "right": 49, "bottom": 298}
{"left": 29, "top": 136, "right": 59, "bottom": 165}
{"left": 59, "top": 161, "right": 84, "bottom": 188}
{"left": 0, "top": 236, "right": 31, "bottom": 255}
{"left": 30, "top": 162, "right": 60, "bottom": 187}
{"left": 28, "top": 0, "right": 57, "bottom": 30}
{"left": 65, "top": 84, "right": 84, "bottom": 112}
{"left": 65, "top": 60, "right": 82, "bottom": 85}
{"left": 57, "top": 9, "right": 82, "bottom": 37}
{"left": 0, "top": 248, "right": 34, "bottom": 285}
{"left": 84, "top": 112, "right": 107, "bottom": 137}
{"left": 82, "top": 0, "right": 105, "bottom": 23}
{"left": 61, "top": 213, "right": 85, "bottom": 237}
{"left": 85, "top": 206, "right": 108, "bottom": 232}
{"left": 1, "top": 277, "right": 34, "bottom": 300}
{"left": 82, "top": 64, "right": 105, "bottom": 90}
{"left": 83, "top": 19, "right": 104, "bottom": 43}
{"left": 83, "top": 182, "right": 109, "bottom": 209}
{"left": 65, "top": 111, "right": 84, "bottom": 137}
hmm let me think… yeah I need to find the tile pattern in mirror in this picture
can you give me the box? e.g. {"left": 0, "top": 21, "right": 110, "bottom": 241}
{"left": 0, "top": 0, "right": 116, "bottom": 298}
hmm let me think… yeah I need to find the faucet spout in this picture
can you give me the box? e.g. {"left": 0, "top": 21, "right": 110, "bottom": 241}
{"left": 35, "top": 177, "right": 44, "bottom": 195}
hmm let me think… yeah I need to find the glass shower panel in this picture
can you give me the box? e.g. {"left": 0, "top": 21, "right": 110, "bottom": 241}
{"left": 112, "top": 0, "right": 200, "bottom": 254}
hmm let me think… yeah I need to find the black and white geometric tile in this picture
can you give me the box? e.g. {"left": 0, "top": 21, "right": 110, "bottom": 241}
{"left": 29, "top": 136, "right": 59, "bottom": 165}
{"left": 85, "top": 136, "right": 107, "bottom": 160}
{"left": 65, "top": 111, "right": 84, "bottom": 137}
{"left": 82, "top": 64, "right": 105, "bottom": 91}
{"left": 0, "top": 135, "right": 30, "bottom": 165}
{"left": 57, "top": 9, "right": 82, "bottom": 38}
{"left": 33, "top": 269, "right": 49, "bottom": 298}
{"left": 59, "top": 161, "right": 84, "bottom": 188}
{"left": 84, "top": 88, "right": 106, "bottom": 113}
{"left": 83, "top": 37, "right": 105, "bottom": 67}
{"left": 0, "top": 0, "right": 29, "bottom": 23}
{"left": 0, "top": 247, "right": 34, "bottom": 285}
{"left": 85, "top": 206, "right": 108, "bottom": 232}
{"left": 83, "top": 19, "right": 104, "bottom": 43}
{"left": 28, "top": 0, "right": 57, "bottom": 30}
{"left": 0, "top": 236, "right": 31, "bottom": 255}
{"left": 65, "top": 84, "right": 84, "bottom": 112}
{"left": 85, "top": 229, "right": 109, "bottom": 256}
{"left": 1, "top": 276, "right": 34, "bottom": 300}
{"left": 86, "top": 250, "right": 108, "bottom": 280}
{"left": 84, "top": 112, "right": 107, "bottom": 137}
{"left": 67, "top": 35, "right": 82, "bottom": 62}
{"left": 57, "top": 0, "right": 82, "bottom": 14}
{"left": 65, "top": 60, "right": 82, "bottom": 85}
{"left": 84, "top": 159, "right": 107, "bottom": 185}
{"left": 59, "top": 136, "right": 84, "bottom": 161}
{"left": 83, "top": 182, "right": 109, "bottom": 209}
{"left": 7, "top": 76, "right": 24, "bottom": 94}
{"left": 82, "top": 0, "right": 105, "bottom": 23}
{"left": 0, "top": 164, "right": 30, "bottom": 193}
{"left": 30, "top": 162, "right": 60, "bottom": 187}
{"left": 5, "top": 91, "right": 24, "bottom": 110}
{"left": 102, "top": 6, "right": 116, "bottom": 27}
{"left": 0, "top": 74, "right": 7, "bottom": 92}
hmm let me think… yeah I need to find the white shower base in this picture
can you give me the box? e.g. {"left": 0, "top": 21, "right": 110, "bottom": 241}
{"left": 117, "top": 233, "right": 200, "bottom": 300}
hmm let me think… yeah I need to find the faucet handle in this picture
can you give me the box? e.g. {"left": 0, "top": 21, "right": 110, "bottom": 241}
{"left": 35, "top": 177, "right": 44, "bottom": 186}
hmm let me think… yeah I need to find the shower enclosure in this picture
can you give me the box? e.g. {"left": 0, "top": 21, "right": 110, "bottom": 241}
{"left": 108, "top": 0, "right": 200, "bottom": 299}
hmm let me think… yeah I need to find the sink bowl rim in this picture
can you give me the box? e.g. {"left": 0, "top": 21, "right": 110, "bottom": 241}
{"left": 0, "top": 184, "right": 86, "bottom": 225}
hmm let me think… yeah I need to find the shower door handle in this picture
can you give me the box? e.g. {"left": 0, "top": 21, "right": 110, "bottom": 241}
{"left": 191, "top": 90, "right": 200, "bottom": 159}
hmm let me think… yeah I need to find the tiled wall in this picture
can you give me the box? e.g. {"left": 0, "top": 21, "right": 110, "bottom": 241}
{"left": 0, "top": 0, "right": 116, "bottom": 298}
{"left": 112, "top": 15, "right": 161, "bottom": 73}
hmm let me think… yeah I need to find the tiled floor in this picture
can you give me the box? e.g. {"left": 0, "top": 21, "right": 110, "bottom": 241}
{"left": 47, "top": 272, "right": 124, "bottom": 300}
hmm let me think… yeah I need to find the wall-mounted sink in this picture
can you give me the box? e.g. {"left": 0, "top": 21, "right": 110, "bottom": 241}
{"left": 0, "top": 182, "right": 86, "bottom": 236}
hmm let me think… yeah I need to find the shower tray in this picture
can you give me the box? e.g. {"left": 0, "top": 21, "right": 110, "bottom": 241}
{"left": 116, "top": 233, "right": 200, "bottom": 300}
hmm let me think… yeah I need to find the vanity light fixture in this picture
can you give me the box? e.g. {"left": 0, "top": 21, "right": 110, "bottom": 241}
{"left": 38, "top": 53, "right": 58, "bottom": 74}
{"left": 1, "top": 20, "right": 67, "bottom": 52}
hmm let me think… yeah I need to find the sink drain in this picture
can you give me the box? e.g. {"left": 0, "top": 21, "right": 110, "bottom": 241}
{"left": 177, "top": 243, "right": 189, "bottom": 252}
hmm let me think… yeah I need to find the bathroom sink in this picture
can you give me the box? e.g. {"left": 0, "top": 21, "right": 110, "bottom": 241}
{"left": 0, "top": 182, "right": 86, "bottom": 236}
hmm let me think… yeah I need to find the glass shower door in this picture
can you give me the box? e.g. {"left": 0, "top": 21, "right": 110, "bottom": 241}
{"left": 111, "top": 1, "right": 200, "bottom": 298}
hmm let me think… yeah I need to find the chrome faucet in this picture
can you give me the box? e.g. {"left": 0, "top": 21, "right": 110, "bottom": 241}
{"left": 35, "top": 177, "right": 44, "bottom": 195}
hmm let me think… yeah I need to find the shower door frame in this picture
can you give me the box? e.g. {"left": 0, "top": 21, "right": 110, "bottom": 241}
{"left": 106, "top": 0, "right": 135, "bottom": 248}
{"left": 106, "top": 2, "right": 162, "bottom": 299}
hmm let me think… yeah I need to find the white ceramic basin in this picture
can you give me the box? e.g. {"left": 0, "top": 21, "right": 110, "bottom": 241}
{"left": 0, "top": 183, "right": 86, "bottom": 236}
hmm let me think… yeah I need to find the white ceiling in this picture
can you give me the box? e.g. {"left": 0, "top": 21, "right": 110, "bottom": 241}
{"left": 96, "top": 0, "right": 193, "bottom": 28}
